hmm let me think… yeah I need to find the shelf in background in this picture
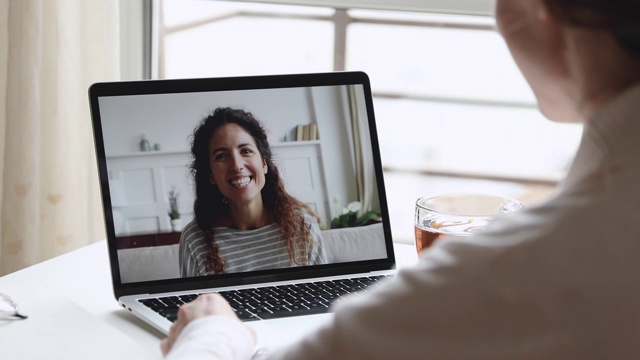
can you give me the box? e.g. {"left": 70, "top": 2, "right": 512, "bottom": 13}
{"left": 272, "top": 140, "right": 321, "bottom": 147}
{"left": 106, "top": 150, "right": 189, "bottom": 159}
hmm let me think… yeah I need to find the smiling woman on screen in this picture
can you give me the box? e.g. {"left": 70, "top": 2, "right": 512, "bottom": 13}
{"left": 178, "top": 107, "right": 327, "bottom": 276}
{"left": 163, "top": 0, "right": 640, "bottom": 358}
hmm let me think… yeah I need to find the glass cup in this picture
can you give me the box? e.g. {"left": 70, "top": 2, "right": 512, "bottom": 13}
{"left": 414, "top": 193, "right": 524, "bottom": 254}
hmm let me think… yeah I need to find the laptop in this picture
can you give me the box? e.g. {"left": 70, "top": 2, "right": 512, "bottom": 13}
{"left": 88, "top": 71, "right": 396, "bottom": 335}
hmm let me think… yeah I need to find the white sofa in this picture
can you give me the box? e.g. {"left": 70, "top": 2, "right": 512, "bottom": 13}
{"left": 117, "top": 223, "right": 386, "bottom": 283}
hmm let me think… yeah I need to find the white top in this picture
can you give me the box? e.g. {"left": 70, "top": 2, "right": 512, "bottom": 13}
{"left": 166, "top": 84, "right": 640, "bottom": 359}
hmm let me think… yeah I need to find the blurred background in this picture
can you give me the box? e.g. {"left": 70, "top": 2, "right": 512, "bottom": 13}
{"left": 0, "top": 0, "right": 580, "bottom": 275}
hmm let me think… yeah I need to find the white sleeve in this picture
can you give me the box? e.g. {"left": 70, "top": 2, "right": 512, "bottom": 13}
{"left": 166, "top": 316, "right": 255, "bottom": 360}
{"left": 266, "top": 219, "right": 541, "bottom": 359}
{"left": 167, "top": 203, "right": 613, "bottom": 359}
{"left": 168, "top": 227, "right": 526, "bottom": 360}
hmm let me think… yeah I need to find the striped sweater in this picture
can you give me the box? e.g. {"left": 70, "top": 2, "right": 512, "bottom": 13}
{"left": 179, "top": 212, "right": 327, "bottom": 276}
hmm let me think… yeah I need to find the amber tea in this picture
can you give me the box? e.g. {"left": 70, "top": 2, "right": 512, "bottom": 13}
{"left": 414, "top": 217, "right": 492, "bottom": 253}
{"left": 414, "top": 226, "right": 441, "bottom": 253}
{"left": 414, "top": 194, "right": 523, "bottom": 254}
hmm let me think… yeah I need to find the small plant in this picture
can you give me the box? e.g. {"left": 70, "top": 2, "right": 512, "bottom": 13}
{"left": 330, "top": 201, "right": 381, "bottom": 229}
{"left": 168, "top": 186, "right": 180, "bottom": 220}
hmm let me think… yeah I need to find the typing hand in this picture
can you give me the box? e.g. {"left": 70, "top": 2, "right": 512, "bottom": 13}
{"left": 160, "top": 293, "right": 256, "bottom": 356}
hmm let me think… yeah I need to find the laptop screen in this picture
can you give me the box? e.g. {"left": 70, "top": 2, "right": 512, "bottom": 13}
{"left": 89, "top": 72, "right": 394, "bottom": 296}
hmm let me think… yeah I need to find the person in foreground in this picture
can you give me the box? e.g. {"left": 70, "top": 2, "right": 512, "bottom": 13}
{"left": 163, "top": 0, "right": 640, "bottom": 358}
{"left": 179, "top": 107, "right": 326, "bottom": 276}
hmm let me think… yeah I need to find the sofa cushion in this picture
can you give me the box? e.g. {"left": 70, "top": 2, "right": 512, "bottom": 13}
{"left": 321, "top": 223, "right": 386, "bottom": 263}
{"left": 117, "top": 222, "right": 387, "bottom": 283}
{"left": 118, "top": 244, "right": 180, "bottom": 283}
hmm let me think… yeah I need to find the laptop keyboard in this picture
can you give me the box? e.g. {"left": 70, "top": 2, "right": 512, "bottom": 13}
{"left": 139, "top": 275, "right": 391, "bottom": 322}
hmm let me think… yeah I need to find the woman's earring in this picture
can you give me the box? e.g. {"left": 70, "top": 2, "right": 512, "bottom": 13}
{"left": 222, "top": 196, "right": 228, "bottom": 205}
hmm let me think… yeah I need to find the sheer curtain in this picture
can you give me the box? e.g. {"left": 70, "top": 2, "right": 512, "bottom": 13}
{"left": 0, "top": 0, "right": 120, "bottom": 275}
{"left": 347, "top": 85, "right": 379, "bottom": 213}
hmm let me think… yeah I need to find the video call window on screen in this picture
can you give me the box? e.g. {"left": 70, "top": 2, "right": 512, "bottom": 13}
{"left": 98, "top": 84, "right": 388, "bottom": 283}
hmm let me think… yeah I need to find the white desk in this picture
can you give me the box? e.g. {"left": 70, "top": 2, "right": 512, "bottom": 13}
{"left": 0, "top": 241, "right": 418, "bottom": 359}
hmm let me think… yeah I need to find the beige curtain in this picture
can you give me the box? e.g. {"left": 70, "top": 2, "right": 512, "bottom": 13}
{"left": 347, "top": 85, "right": 379, "bottom": 213}
{"left": 0, "top": 0, "right": 120, "bottom": 275}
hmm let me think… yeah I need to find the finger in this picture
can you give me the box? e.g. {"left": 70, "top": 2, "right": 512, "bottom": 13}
{"left": 205, "top": 293, "right": 238, "bottom": 318}
{"left": 180, "top": 302, "right": 201, "bottom": 324}
{"left": 162, "top": 326, "right": 177, "bottom": 355}
{"left": 160, "top": 338, "right": 169, "bottom": 356}
{"left": 163, "top": 318, "right": 184, "bottom": 355}
{"left": 189, "top": 293, "right": 236, "bottom": 318}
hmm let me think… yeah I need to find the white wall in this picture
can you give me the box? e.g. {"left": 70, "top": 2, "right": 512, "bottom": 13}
{"left": 99, "top": 88, "right": 319, "bottom": 156}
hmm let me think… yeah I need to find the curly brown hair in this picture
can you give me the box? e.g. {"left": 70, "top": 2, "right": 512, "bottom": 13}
{"left": 543, "top": 0, "right": 640, "bottom": 59}
{"left": 190, "top": 107, "right": 318, "bottom": 274}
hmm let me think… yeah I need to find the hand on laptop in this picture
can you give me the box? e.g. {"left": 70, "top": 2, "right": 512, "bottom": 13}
{"left": 160, "top": 293, "right": 256, "bottom": 356}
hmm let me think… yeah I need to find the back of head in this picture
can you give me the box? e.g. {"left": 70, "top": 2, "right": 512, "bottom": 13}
{"left": 543, "top": 0, "right": 640, "bottom": 60}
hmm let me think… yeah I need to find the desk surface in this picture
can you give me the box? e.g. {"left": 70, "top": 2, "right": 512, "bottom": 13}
{"left": 0, "top": 241, "right": 418, "bottom": 359}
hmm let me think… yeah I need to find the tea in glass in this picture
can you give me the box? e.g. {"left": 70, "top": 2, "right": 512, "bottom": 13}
{"left": 414, "top": 193, "right": 523, "bottom": 253}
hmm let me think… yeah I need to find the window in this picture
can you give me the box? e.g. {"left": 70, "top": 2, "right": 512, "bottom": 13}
{"left": 158, "top": 1, "right": 335, "bottom": 78}
{"left": 152, "top": 0, "right": 582, "bottom": 242}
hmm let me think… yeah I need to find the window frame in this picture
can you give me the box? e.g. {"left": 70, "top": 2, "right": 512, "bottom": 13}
{"left": 222, "top": 0, "right": 494, "bottom": 16}
{"left": 121, "top": 0, "right": 574, "bottom": 243}
{"left": 152, "top": 1, "right": 565, "bottom": 183}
